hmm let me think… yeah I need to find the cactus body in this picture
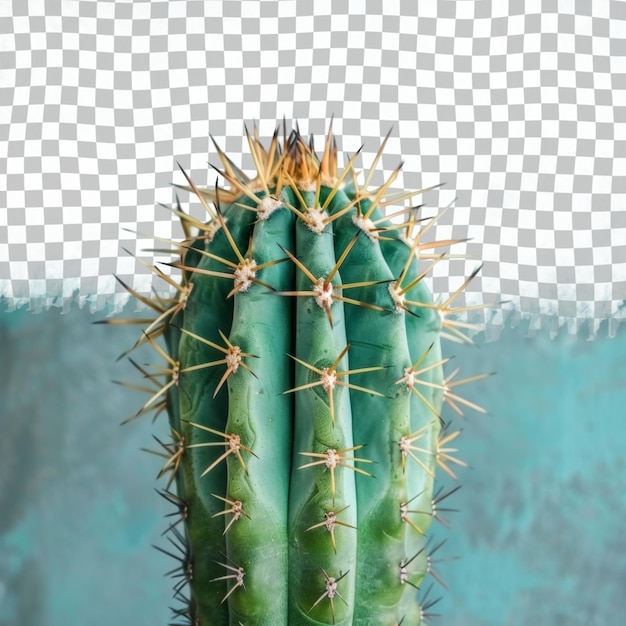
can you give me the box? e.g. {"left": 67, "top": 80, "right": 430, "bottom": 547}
{"left": 111, "top": 124, "right": 486, "bottom": 625}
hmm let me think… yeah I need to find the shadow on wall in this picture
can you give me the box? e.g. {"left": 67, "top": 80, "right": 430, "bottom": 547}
{"left": 1, "top": 302, "right": 624, "bottom": 625}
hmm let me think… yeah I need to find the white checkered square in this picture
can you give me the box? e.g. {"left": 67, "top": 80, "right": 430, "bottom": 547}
{"left": 0, "top": 1, "right": 625, "bottom": 339}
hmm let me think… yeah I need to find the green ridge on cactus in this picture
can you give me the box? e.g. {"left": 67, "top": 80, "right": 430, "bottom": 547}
{"left": 106, "top": 122, "right": 490, "bottom": 626}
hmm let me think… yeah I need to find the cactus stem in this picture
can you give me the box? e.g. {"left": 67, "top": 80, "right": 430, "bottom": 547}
{"left": 186, "top": 424, "right": 257, "bottom": 477}
{"left": 284, "top": 345, "right": 384, "bottom": 425}
{"left": 298, "top": 446, "right": 374, "bottom": 502}
{"left": 308, "top": 568, "right": 350, "bottom": 624}
{"left": 211, "top": 493, "right": 252, "bottom": 534}
{"left": 104, "top": 123, "right": 488, "bottom": 622}
{"left": 305, "top": 505, "right": 356, "bottom": 553}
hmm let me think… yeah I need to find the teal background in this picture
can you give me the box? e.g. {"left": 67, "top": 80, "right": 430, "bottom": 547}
{"left": 1, "top": 304, "right": 625, "bottom": 625}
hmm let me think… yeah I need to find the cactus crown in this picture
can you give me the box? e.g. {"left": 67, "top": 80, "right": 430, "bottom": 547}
{"left": 106, "top": 122, "right": 490, "bottom": 625}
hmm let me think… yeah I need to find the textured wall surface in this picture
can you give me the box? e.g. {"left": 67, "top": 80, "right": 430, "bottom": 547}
{"left": 0, "top": 306, "right": 171, "bottom": 626}
{"left": 1, "top": 304, "right": 624, "bottom": 625}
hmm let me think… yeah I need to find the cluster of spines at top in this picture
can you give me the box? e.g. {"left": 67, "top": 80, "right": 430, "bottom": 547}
{"left": 100, "top": 120, "right": 493, "bottom": 625}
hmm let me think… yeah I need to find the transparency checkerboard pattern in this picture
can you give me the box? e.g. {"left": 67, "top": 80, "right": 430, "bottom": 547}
{"left": 1, "top": 0, "right": 625, "bottom": 338}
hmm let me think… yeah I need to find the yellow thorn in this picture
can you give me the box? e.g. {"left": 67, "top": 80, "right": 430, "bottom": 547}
{"left": 436, "top": 430, "right": 466, "bottom": 480}
{"left": 363, "top": 126, "right": 393, "bottom": 191}
{"left": 186, "top": 423, "right": 257, "bottom": 476}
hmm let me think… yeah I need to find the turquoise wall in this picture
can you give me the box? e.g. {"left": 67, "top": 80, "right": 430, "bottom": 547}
{"left": 1, "top": 305, "right": 624, "bottom": 625}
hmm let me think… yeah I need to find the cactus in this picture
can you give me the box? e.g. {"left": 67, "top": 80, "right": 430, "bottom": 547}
{"left": 105, "top": 122, "right": 490, "bottom": 625}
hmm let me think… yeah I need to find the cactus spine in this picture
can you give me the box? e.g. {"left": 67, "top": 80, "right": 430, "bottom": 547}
{"left": 108, "top": 122, "right": 489, "bottom": 625}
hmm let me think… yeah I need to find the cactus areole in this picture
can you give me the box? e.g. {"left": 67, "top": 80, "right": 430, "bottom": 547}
{"left": 111, "top": 123, "right": 487, "bottom": 625}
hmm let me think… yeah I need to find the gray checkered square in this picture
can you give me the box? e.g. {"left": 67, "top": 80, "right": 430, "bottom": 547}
{"left": 1, "top": 0, "right": 625, "bottom": 338}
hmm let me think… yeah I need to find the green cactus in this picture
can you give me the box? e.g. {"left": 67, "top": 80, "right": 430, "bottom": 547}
{"left": 107, "top": 122, "right": 489, "bottom": 625}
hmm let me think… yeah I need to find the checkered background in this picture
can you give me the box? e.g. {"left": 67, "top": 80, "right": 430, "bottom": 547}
{"left": 1, "top": 0, "right": 625, "bottom": 339}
